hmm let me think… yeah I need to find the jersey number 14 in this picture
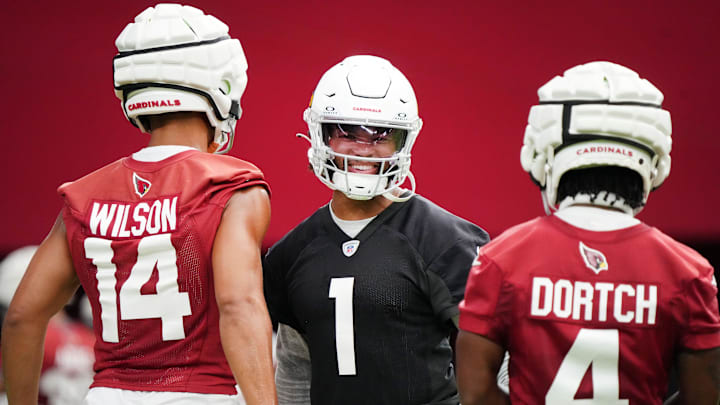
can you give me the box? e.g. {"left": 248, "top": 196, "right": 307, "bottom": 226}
{"left": 84, "top": 234, "right": 192, "bottom": 343}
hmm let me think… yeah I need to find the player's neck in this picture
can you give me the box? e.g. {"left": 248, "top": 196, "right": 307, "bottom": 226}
{"left": 330, "top": 191, "right": 393, "bottom": 220}
{"left": 147, "top": 113, "right": 212, "bottom": 152}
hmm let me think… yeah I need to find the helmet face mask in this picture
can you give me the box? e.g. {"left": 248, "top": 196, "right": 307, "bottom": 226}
{"left": 113, "top": 4, "right": 248, "bottom": 154}
{"left": 304, "top": 55, "right": 422, "bottom": 200}
{"left": 520, "top": 61, "right": 672, "bottom": 215}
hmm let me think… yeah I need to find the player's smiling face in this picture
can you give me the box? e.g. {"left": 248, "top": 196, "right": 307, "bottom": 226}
{"left": 326, "top": 124, "right": 402, "bottom": 174}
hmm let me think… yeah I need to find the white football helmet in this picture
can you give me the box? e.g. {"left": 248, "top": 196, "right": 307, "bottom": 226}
{"left": 0, "top": 245, "right": 38, "bottom": 308}
{"left": 113, "top": 4, "right": 248, "bottom": 154}
{"left": 303, "top": 55, "right": 423, "bottom": 201}
{"left": 520, "top": 61, "right": 672, "bottom": 214}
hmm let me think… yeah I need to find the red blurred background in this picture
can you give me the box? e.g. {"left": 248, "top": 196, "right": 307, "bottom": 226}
{"left": 1, "top": 1, "right": 718, "bottom": 267}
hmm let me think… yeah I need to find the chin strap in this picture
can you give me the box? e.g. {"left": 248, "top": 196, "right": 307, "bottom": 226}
{"left": 541, "top": 190, "right": 556, "bottom": 216}
{"left": 296, "top": 132, "right": 311, "bottom": 143}
{"left": 383, "top": 171, "right": 416, "bottom": 202}
{"left": 210, "top": 118, "right": 236, "bottom": 154}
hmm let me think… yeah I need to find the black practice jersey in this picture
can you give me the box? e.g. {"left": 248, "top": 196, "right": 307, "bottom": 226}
{"left": 264, "top": 195, "right": 489, "bottom": 405}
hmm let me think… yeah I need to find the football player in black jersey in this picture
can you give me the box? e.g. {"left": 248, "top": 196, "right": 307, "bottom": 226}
{"left": 263, "top": 55, "right": 490, "bottom": 405}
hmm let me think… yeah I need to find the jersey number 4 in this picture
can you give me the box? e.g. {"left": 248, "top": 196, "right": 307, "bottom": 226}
{"left": 546, "top": 328, "right": 629, "bottom": 404}
{"left": 84, "top": 234, "right": 192, "bottom": 343}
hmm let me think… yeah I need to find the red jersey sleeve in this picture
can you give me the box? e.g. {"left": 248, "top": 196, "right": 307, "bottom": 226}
{"left": 202, "top": 154, "right": 270, "bottom": 208}
{"left": 681, "top": 265, "right": 720, "bottom": 350}
{"left": 458, "top": 254, "right": 511, "bottom": 345}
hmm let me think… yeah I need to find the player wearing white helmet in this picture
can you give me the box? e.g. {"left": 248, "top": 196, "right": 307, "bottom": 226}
{"left": 519, "top": 61, "right": 672, "bottom": 215}
{"left": 264, "top": 55, "right": 489, "bottom": 405}
{"left": 457, "top": 61, "right": 720, "bottom": 405}
{"left": 302, "top": 55, "right": 423, "bottom": 201}
{"left": 113, "top": 3, "right": 249, "bottom": 154}
{"left": 2, "top": 4, "right": 277, "bottom": 405}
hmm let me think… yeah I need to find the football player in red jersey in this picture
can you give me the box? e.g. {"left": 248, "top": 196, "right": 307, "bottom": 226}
{"left": 1, "top": 4, "right": 277, "bottom": 405}
{"left": 456, "top": 62, "right": 720, "bottom": 405}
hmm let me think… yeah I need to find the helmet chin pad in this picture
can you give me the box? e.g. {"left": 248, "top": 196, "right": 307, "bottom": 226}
{"left": 332, "top": 171, "right": 390, "bottom": 200}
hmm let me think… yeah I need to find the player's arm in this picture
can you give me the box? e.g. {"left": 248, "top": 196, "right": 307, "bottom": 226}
{"left": 213, "top": 186, "right": 278, "bottom": 405}
{"left": 2, "top": 213, "right": 80, "bottom": 405}
{"left": 664, "top": 347, "right": 720, "bottom": 405}
{"left": 456, "top": 330, "right": 510, "bottom": 405}
{"left": 275, "top": 323, "right": 312, "bottom": 405}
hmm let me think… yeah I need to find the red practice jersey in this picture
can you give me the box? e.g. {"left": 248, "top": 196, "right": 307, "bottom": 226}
{"left": 459, "top": 215, "right": 720, "bottom": 405}
{"left": 58, "top": 150, "right": 268, "bottom": 395}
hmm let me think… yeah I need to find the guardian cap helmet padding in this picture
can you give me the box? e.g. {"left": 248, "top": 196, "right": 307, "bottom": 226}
{"left": 520, "top": 61, "right": 672, "bottom": 214}
{"left": 304, "top": 55, "right": 423, "bottom": 201}
{"left": 113, "top": 4, "right": 248, "bottom": 154}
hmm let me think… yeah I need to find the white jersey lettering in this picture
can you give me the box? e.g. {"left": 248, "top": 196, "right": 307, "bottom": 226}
{"left": 89, "top": 197, "right": 178, "bottom": 238}
{"left": 530, "top": 277, "right": 657, "bottom": 325}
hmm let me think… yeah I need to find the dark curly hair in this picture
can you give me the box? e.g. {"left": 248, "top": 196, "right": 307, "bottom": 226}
{"left": 556, "top": 166, "right": 645, "bottom": 210}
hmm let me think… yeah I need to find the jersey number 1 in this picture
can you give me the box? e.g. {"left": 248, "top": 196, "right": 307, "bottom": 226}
{"left": 84, "top": 234, "right": 192, "bottom": 343}
{"left": 546, "top": 328, "right": 629, "bottom": 404}
{"left": 329, "top": 277, "right": 356, "bottom": 375}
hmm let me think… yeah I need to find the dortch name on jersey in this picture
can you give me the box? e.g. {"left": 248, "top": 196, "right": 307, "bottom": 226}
{"left": 89, "top": 196, "right": 178, "bottom": 238}
{"left": 530, "top": 277, "right": 657, "bottom": 325}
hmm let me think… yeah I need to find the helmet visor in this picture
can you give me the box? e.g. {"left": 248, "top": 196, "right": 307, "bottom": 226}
{"left": 322, "top": 123, "right": 407, "bottom": 151}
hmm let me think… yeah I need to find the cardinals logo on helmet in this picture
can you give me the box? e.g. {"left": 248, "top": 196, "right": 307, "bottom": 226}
{"left": 579, "top": 241, "right": 608, "bottom": 274}
{"left": 133, "top": 173, "right": 152, "bottom": 198}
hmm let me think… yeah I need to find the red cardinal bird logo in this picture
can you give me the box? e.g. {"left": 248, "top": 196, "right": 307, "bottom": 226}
{"left": 133, "top": 173, "right": 152, "bottom": 198}
{"left": 579, "top": 241, "right": 608, "bottom": 274}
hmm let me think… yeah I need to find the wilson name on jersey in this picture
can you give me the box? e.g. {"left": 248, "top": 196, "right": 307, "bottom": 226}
{"left": 88, "top": 196, "right": 178, "bottom": 238}
{"left": 58, "top": 150, "right": 268, "bottom": 394}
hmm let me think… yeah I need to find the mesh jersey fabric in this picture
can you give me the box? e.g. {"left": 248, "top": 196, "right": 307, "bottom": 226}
{"left": 264, "top": 195, "right": 489, "bottom": 405}
{"left": 58, "top": 150, "right": 268, "bottom": 395}
{"left": 459, "top": 214, "right": 720, "bottom": 404}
